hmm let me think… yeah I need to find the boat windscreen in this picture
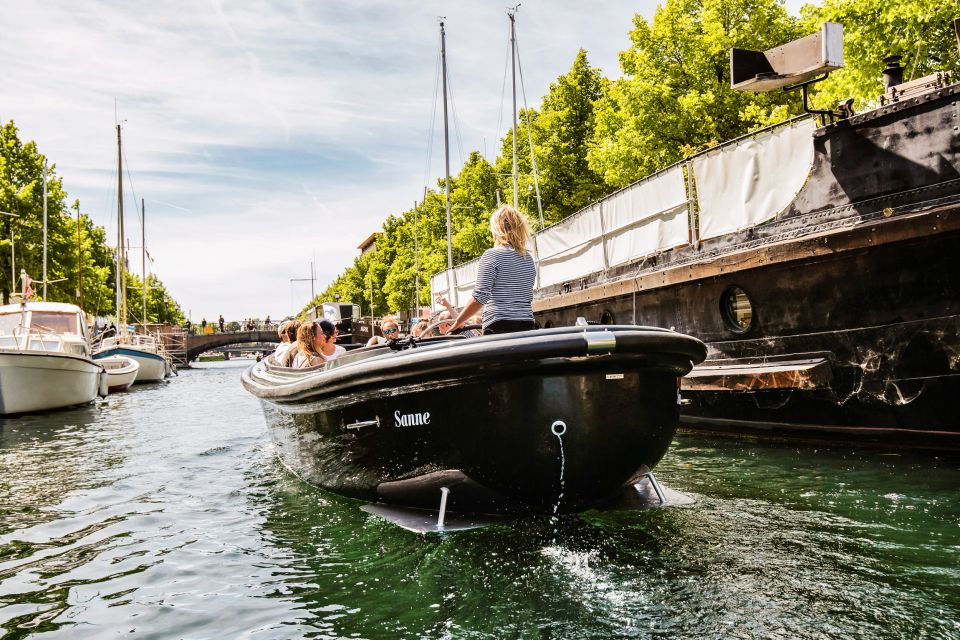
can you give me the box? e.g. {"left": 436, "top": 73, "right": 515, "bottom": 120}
{"left": 0, "top": 312, "right": 22, "bottom": 335}
{"left": 29, "top": 311, "right": 79, "bottom": 335}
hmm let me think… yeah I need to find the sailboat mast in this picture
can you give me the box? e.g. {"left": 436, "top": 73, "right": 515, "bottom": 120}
{"left": 142, "top": 197, "right": 147, "bottom": 324}
{"left": 76, "top": 202, "right": 83, "bottom": 310}
{"left": 440, "top": 20, "right": 457, "bottom": 307}
{"left": 414, "top": 197, "right": 420, "bottom": 319}
{"left": 42, "top": 158, "right": 47, "bottom": 300}
{"left": 509, "top": 9, "right": 519, "bottom": 210}
{"left": 117, "top": 124, "right": 126, "bottom": 327}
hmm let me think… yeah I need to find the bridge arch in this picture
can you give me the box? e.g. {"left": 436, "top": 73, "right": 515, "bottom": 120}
{"left": 184, "top": 330, "right": 280, "bottom": 362}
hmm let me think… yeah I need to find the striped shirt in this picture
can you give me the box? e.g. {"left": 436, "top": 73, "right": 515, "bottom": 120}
{"left": 472, "top": 245, "right": 536, "bottom": 328}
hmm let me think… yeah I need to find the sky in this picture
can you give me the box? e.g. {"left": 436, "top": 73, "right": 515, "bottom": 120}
{"left": 3, "top": 0, "right": 803, "bottom": 322}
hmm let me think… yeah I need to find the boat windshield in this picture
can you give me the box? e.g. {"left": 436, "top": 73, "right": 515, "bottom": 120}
{"left": 0, "top": 312, "right": 22, "bottom": 335}
{"left": 29, "top": 311, "right": 80, "bottom": 335}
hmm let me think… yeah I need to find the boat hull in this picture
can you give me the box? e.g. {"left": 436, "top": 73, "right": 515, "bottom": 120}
{"left": 246, "top": 327, "right": 706, "bottom": 514}
{"left": 94, "top": 347, "right": 166, "bottom": 382}
{"left": 99, "top": 356, "right": 140, "bottom": 392}
{"left": 529, "top": 84, "right": 960, "bottom": 449}
{"left": 0, "top": 352, "right": 102, "bottom": 415}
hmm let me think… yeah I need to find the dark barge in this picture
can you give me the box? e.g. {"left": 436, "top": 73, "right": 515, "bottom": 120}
{"left": 431, "top": 25, "right": 960, "bottom": 450}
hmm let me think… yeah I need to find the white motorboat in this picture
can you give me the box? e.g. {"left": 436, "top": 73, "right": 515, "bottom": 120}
{"left": 94, "top": 333, "right": 168, "bottom": 383}
{"left": 0, "top": 301, "right": 107, "bottom": 415}
{"left": 99, "top": 355, "right": 140, "bottom": 391}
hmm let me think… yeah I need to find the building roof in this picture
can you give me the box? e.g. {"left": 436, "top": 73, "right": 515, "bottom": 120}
{"left": 357, "top": 232, "right": 379, "bottom": 251}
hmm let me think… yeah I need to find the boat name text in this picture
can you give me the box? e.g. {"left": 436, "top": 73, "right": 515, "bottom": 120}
{"left": 394, "top": 410, "right": 431, "bottom": 427}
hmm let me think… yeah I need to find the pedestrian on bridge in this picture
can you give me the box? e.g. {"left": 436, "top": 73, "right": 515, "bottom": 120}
{"left": 218, "top": 315, "right": 225, "bottom": 333}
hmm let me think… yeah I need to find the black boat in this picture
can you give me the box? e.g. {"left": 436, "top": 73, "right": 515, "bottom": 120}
{"left": 431, "top": 24, "right": 960, "bottom": 450}
{"left": 242, "top": 326, "right": 705, "bottom": 525}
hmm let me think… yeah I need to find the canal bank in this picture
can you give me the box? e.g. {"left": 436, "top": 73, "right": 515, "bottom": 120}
{"left": 0, "top": 360, "right": 957, "bottom": 638}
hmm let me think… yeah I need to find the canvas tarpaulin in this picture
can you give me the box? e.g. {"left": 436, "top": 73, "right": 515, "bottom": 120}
{"left": 693, "top": 118, "right": 815, "bottom": 240}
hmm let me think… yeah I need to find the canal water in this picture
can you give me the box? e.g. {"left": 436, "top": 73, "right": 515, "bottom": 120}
{"left": 1, "top": 360, "right": 957, "bottom": 639}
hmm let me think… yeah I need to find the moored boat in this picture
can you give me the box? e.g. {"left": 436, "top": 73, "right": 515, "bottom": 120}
{"left": 0, "top": 301, "right": 106, "bottom": 415}
{"left": 431, "top": 25, "right": 960, "bottom": 450}
{"left": 94, "top": 334, "right": 168, "bottom": 382}
{"left": 242, "top": 325, "right": 706, "bottom": 516}
{"left": 99, "top": 355, "right": 140, "bottom": 391}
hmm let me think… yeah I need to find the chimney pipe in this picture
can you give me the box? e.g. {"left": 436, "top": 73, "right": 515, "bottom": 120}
{"left": 882, "top": 55, "right": 904, "bottom": 90}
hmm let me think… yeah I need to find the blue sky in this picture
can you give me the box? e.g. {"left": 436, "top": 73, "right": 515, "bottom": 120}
{"left": 3, "top": 0, "right": 805, "bottom": 321}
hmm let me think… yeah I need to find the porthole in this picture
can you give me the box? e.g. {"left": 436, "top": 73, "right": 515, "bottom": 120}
{"left": 599, "top": 310, "right": 615, "bottom": 325}
{"left": 720, "top": 286, "right": 753, "bottom": 333}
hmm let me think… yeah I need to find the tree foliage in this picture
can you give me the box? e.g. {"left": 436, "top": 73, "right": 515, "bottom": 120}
{"left": 0, "top": 120, "right": 183, "bottom": 324}
{"left": 587, "top": 0, "right": 804, "bottom": 187}
{"left": 800, "top": 0, "right": 960, "bottom": 111}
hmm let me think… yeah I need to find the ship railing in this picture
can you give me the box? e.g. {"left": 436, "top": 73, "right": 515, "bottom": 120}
{"left": 431, "top": 114, "right": 816, "bottom": 306}
{"left": 12, "top": 326, "right": 66, "bottom": 353}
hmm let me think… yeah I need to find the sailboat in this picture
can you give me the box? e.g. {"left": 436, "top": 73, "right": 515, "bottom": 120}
{"left": 0, "top": 160, "right": 107, "bottom": 415}
{"left": 92, "top": 124, "right": 169, "bottom": 382}
{"left": 242, "top": 18, "right": 706, "bottom": 531}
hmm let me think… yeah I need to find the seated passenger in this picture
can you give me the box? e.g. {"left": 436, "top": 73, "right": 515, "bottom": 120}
{"left": 411, "top": 320, "right": 429, "bottom": 337}
{"left": 273, "top": 320, "right": 300, "bottom": 366}
{"left": 291, "top": 321, "right": 324, "bottom": 368}
{"left": 459, "top": 314, "right": 484, "bottom": 338}
{"left": 316, "top": 319, "right": 346, "bottom": 361}
{"left": 366, "top": 316, "right": 400, "bottom": 346}
{"left": 292, "top": 320, "right": 344, "bottom": 368}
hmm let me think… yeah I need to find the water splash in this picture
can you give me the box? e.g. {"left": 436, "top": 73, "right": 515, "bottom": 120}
{"left": 550, "top": 421, "right": 567, "bottom": 518}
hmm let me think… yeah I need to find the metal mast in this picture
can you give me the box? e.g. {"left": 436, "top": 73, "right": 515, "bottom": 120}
{"left": 440, "top": 19, "right": 457, "bottom": 307}
{"left": 117, "top": 124, "right": 127, "bottom": 327}
{"left": 509, "top": 7, "right": 519, "bottom": 209}
{"left": 142, "top": 197, "right": 147, "bottom": 324}
{"left": 76, "top": 202, "right": 83, "bottom": 310}
{"left": 42, "top": 159, "right": 47, "bottom": 300}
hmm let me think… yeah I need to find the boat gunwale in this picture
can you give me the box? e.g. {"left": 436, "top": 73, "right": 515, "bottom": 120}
{"left": 242, "top": 326, "right": 705, "bottom": 402}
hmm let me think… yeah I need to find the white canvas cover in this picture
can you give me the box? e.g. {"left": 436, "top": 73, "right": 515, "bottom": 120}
{"left": 452, "top": 259, "right": 479, "bottom": 306}
{"left": 535, "top": 205, "right": 605, "bottom": 288}
{"left": 694, "top": 118, "right": 815, "bottom": 239}
{"left": 601, "top": 165, "right": 689, "bottom": 266}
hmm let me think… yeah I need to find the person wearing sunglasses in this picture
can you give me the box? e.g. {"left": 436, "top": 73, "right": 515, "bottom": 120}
{"left": 366, "top": 316, "right": 402, "bottom": 347}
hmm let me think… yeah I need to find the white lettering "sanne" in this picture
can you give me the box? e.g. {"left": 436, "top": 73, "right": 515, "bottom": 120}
{"left": 394, "top": 410, "right": 431, "bottom": 427}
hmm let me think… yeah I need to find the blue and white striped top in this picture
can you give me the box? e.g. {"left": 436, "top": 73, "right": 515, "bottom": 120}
{"left": 472, "top": 245, "right": 537, "bottom": 328}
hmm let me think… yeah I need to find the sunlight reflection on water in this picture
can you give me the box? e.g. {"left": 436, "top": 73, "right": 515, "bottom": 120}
{"left": 0, "top": 360, "right": 957, "bottom": 638}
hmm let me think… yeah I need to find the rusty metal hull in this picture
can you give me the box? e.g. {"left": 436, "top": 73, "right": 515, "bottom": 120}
{"left": 533, "top": 83, "right": 960, "bottom": 449}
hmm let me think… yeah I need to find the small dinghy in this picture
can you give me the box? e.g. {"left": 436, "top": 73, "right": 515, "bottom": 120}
{"left": 243, "top": 325, "right": 706, "bottom": 528}
{"left": 99, "top": 355, "right": 140, "bottom": 392}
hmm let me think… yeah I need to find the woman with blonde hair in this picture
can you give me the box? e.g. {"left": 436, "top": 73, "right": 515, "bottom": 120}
{"left": 292, "top": 320, "right": 345, "bottom": 368}
{"left": 445, "top": 205, "right": 537, "bottom": 335}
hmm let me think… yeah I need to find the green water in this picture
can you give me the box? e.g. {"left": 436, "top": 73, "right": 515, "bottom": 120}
{"left": 0, "top": 361, "right": 957, "bottom": 639}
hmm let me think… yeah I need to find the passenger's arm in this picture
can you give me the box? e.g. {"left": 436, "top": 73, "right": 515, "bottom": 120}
{"left": 444, "top": 297, "right": 483, "bottom": 334}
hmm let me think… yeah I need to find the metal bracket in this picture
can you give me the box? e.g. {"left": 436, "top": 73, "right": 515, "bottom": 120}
{"left": 345, "top": 416, "right": 380, "bottom": 431}
{"left": 639, "top": 471, "right": 667, "bottom": 505}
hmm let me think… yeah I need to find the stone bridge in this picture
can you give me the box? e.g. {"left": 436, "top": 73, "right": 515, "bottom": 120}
{"left": 183, "top": 330, "right": 279, "bottom": 362}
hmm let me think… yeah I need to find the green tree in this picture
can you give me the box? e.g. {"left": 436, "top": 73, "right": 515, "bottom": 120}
{"left": 800, "top": 0, "right": 960, "bottom": 110}
{"left": 531, "top": 49, "right": 609, "bottom": 224}
{"left": 588, "top": 0, "right": 803, "bottom": 187}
